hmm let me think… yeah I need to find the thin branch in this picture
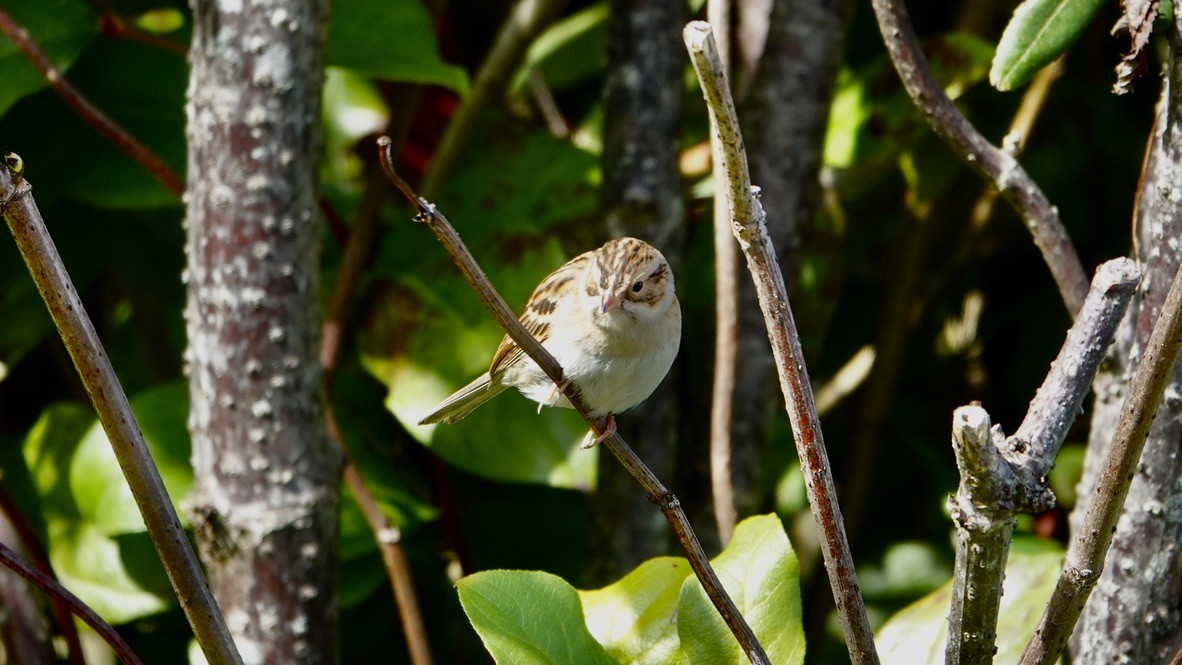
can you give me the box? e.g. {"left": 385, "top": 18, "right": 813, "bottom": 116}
{"left": 323, "top": 401, "right": 433, "bottom": 665}
{"left": 526, "top": 68, "right": 569, "bottom": 138}
{"left": 419, "top": 0, "right": 565, "bottom": 198}
{"left": 1021, "top": 258, "right": 1182, "bottom": 665}
{"left": 869, "top": 0, "right": 1088, "bottom": 316}
{"left": 0, "top": 541, "right": 142, "bottom": 665}
{"left": 0, "top": 155, "right": 243, "bottom": 665}
{"left": 0, "top": 487, "right": 87, "bottom": 665}
{"left": 706, "top": 0, "right": 741, "bottom": 546}
{"left": 377, "top": 136, "right": 770, "bottom": 665}
{"left": 0, "top": 8, "right": 183, "bottom": 196}
{"left": 946, "top": 258, "right": 1141, "bottom": 663}
{"left": 683, "top": 21, "right": 878, "bottom": 665}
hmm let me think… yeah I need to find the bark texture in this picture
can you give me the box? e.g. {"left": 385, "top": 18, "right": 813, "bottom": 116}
{"left": 590, "top": 0, "right": 687, "bottom": 582}
{"left": 184, "top": 1, "right": 340, "bottom": 663}
{"left": 727, "top": 0, "right": 850, "bottom": 521}
{"left": 1070, "top": 16, "right": 1182, "bottom": 662}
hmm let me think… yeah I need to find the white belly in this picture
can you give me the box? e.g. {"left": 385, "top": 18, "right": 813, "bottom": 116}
{"left": 505, "top": 308, "right": 681, "bottom": 417}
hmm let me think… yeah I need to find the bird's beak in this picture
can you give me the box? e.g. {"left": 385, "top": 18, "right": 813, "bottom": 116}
{"left": 600, "top": 290, "right": 620, "bottom": 314}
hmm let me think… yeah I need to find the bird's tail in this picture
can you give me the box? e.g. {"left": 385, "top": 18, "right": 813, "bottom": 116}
{"left": 418, "top": 373, "right": 508, "bottom": 425}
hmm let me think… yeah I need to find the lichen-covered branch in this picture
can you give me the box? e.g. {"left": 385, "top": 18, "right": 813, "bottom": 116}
{"left": 945, "top": 259, "right": 1140, "bottom": 663}
{"left": 1021, "top": 264, "right": 1182, "bottom": 664}
{"left": 0, "top": 156, "right": 242, "bottom": 665}
{"left": 378, "top": 138, "right": 770, "bottom": 665}
{"left": 683, "top": 21, "right": 878, "bottom": 665}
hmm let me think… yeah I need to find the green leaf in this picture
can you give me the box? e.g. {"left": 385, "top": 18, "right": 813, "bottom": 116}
{"left": 579, "top": 557, "right": 691, "bottom": 664}
{"left": 48, "top": 521, "right": 173, "bottom": 623}
{"left": 876, "top": 541, "right": 1064, "bottom": 664}
{"left": 22, "top": 403, "right": 174, "bottom": 623}
{"left": 678, "top": 514, "right": 805, "bottom": 665}
{"left": 512, "top": 3, "right": 609, "bottom": 95}
{"left": 359, "top": 114, "right": 601, "bottom": 489}
{"left": 0, "top": 0, "right": 98, "bottom": 117}
{"left": 70, "top": 381, "right": 193, "bottom": 535}
{"left": 990, "top": 0, "right": 1109, "bottom": 91}
{"left": 457, "top": 570, "right": 616, "bottom": 665}
{"left": 326, "top": 0, "right": 468, "bottom": 95}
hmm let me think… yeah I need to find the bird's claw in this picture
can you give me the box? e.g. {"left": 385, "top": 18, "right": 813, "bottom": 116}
{"left": 581, "top": 414, "right": 616, "bottom": 449}
{"left": 538, "top": 377, "right": 571, "bottom": 414}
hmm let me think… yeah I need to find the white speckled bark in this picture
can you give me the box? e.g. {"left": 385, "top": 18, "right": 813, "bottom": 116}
{"left": 183, "top": 1, "right": 339, "bottom": 663}
{"left": 1070, "top": 14, "right": 1182, "bottom": 662}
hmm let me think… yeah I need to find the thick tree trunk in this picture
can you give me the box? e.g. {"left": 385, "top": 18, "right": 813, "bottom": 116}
{"left": 1069, "top": 15, "right": 1182, "bottom": 662}
{"left": 589, "top": 0, "right": 686, "bottom": 583}
{"left": 184, "top": 1, "right": 340, "bottom": 663}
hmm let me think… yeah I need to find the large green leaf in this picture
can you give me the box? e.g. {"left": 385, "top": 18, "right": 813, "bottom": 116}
{"left": 0, "top": 0, "right": 98, "bottom": 117}
{"left": 22, "top": 403, "right": 174, "bottom": 623}
{"left": 580, "top": 557, "right": 690, "bottom": 664}
{"left": 457, "top": 515, "right": 803, "bottom": 664}
{"left": 0, "top": 37, "right": 186, "bottom": 210}
{"left": 326, "top": 0, "right": 467, "bottom": 94}
{"left": 457, "top": 570, "right": 616, "bottom": 665}
{"left": 70, "top": 381, "right": 192, "bottom": 535}
{"left": 359, "top": 114, "right": 601, "bottom": 489}
{"left": 678, "top": 515, "right": 805, "bottom": 665}
{"left": 991, "top": 0, "right": 1109, "bottom": 91}
{"left": 876, "top": 541, "right": 1064, "bottom": 664}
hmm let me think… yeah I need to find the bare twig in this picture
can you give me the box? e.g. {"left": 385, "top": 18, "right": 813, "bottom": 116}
{"left": 378, "top": 136, "right": 770, "bottom": 665}
{"left": 0, "top": 487, "right": 87, "bottom": 665}
{"left": 0, "top": 541, "right": 143, "bottom": 665}
{"left": 869, "top": 0, "right": 1088, "bottom": 316}
{"left": 706, "top": 0, "right": 741, "bottom": 546}
{"left": 0, "top": 8, "right": 183, "bottom": 196}
{"left": 420, "top": 0, "right": 565, "bottom": 198}
{"left": 1021, "top": 258, "right": 1182, "bottom": 664}
{"left": 323, "top": 403, "right": 433, "bottom": 665}
{"left": 0, "top": 155, "right": 243, "bottom": 665}
{"left": 683, "top": 21, "right": 878, "bottom": 665}
{"left": 946, "top": 259, "right": 1140, "bottom": 663}
{"left": 526, "top": 68, "right": 568, "bottom": 138}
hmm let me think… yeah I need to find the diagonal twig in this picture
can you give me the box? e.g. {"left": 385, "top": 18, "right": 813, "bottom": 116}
{"left": 0, "top": 8, "right": 183, "bottom": 196}
{"left": 0, "top": 154, "right": 242, "bottom": 665}
{"left": 1021, "top": 257, "right": 1182, "bottom": 664}
{"left": 683, "top": 21, "right": 878, "bottom": 665}
{"left": 869, "top": 0, "right": 1088, "bottom": 316}
{"left": 377, "top": 136, "right": 771, "bottom": 665}
{"left": 0, "top": 486, "right": 87, "bottom": 665}
{"left": 0, "top": 541, "right": 142, "bottom": 665}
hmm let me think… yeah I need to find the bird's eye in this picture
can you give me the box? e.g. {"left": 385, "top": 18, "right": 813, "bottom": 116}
{"left": 631, "top": 281, "right": 644, "bottom": 293}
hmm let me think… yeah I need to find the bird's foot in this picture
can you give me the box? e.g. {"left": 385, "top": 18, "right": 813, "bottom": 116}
{"left": 581, "top": 414, "right": 616, "bottom": 449}
{"left": 538, "top": 377, "right": 571, "bottom": 414}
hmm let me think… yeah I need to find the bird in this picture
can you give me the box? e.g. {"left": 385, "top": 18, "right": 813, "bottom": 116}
{"left": 418, "top": 237, "right": 681, "bottom": 447}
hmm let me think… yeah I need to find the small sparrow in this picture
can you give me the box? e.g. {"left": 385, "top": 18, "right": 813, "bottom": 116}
{"left": 418, "top": 237, "right": 681, "bottom": 446}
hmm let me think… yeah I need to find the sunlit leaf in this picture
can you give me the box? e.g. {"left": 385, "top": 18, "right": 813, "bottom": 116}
{"left": 678, "top": 514, "right": 805, "bottom": 665}
{"left": 580, "top": 557, "right": 690, "bottom": 664}
{"left": 877, "top": 541, "right": 1064, "bottom": 664}
{"left": 326, "top": 0, "right": 467, "bottom": 94}
{"left": 48, "top": 521, "right": 173, "bottom": 623}
{"left": 991, "top": 0, "right": 1108, "bottom": 91}
{"left": 71, "top": 381, "right": 192, "bottom": 535}
{"left": 458, "top": 570, "right": 616, "bottom": 665}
